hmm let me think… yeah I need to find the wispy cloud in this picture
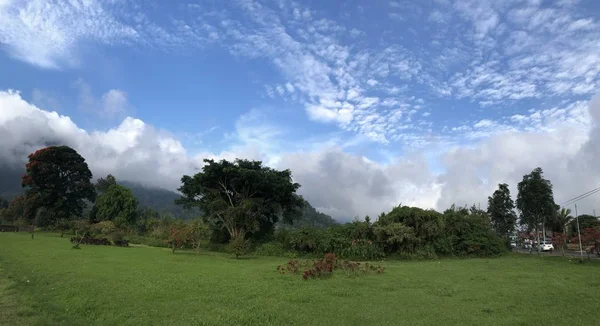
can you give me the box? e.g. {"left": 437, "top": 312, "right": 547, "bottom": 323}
{"left": 1, "top": 0, "right": 599, "bottom": 150}
{"left": 0, "top": 0, "right": 138, "bottom": 68}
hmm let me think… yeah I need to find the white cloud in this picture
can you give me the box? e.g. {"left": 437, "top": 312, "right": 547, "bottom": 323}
{"left": 3, "top": 90, "right": 600, "bottom": 220}
{"left": 0, "top": 0, "right": 138, "bottom": 68}
{"left": 73, "top": 80, "right": 130, "bottom": 118}
{"left": 102, "top": 90, "right": 128, "bottom": 117}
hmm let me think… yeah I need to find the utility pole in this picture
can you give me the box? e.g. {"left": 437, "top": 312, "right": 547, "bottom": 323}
{"left": 575, "top": 204, "right": 584, "bottom": 263}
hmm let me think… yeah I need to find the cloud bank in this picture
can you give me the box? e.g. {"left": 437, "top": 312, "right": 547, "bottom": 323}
{"left": 1, "top": 90, "right": 599, "bottom": 220}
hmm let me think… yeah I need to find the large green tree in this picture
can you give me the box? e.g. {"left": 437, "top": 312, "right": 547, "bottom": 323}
{"left": 487, "top": 183, "right": 517, "bottom": 241}
{"left": 176, "top": 159, "right": 303, "bottom": 241}
{"left": 516, "top": 167, "right": 557, "bottom": 253}
{"left": 569, "top": 214, "right": 600, "bottom": 236}
{"left": 93, "top": 184, "right": 139, "bottom": 228}
{"left": 21, "top": 146, "right": 96, "bottom": 227}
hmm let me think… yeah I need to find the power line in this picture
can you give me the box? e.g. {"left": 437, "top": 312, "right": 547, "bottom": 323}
{"left": 562, "top": 188, "right": 600, "bottom": 206}
{"left": 560, "top": 186, "right": 600, "bottom": 205}
{"left": 560, "top": 186, "right": 600, "bottom": 206}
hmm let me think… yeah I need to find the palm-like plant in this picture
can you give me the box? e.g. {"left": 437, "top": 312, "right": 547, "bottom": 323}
{"left": 556, "top": 207, "right": 573, "bottom": 234}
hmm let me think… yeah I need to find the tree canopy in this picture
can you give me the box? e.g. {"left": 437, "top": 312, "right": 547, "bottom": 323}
{"left": 95, "top": 174, "right": 117, "bottom": 193}
{"left": 551, "top": 207, "right": 573, "bottom": 234}
{"left": 176, "top": 159, "right": 303, "bottom": 240}
{"left": 569, "top": 214, "right": 600, "bottom": 235}
{"left": 92, "top": 183, "right": 139, "bottom": 228}
{"left": 21, "top": 146, "right": 96, "bottom": 226}
{"left": 0, "top": 197, "right": 8, "bottom": 209}
{"left": 516, "top": 167, "right": 557, "bottom": 252}
{"left": 487, "top": 183, "right": 517, "bottom": 238}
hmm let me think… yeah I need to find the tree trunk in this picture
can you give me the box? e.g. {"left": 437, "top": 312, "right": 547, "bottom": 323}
{"left": 535, "top": 224, "right": 540, "bottom": 254}
{"left": 31, "top": 224, "right": 34, "bottom": 240}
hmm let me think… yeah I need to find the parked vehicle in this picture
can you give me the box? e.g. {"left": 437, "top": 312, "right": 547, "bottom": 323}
{"left": 540, "top": 242, "right": 554, "bottom": 251}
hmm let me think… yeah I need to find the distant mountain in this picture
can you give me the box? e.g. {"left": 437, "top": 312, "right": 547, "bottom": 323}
{"left": 119, "top": 181, "right": 199, "bottom": 219}
{"left": 0, "top": 165, "right": 24, "bottom": 200}
{"left": 0, "top": 166, "right": 196, "bottom": 219}
{"left": 279, "top": 199, "right": 338, "bottom": 229}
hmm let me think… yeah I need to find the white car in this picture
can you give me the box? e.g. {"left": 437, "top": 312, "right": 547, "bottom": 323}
{"left": 540, "top": 242, "right": 554, "bottom": 251}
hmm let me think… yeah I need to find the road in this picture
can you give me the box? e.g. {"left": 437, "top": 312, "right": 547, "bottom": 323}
{"left": 513, "top": 248, "right": 600, "bottom": 260}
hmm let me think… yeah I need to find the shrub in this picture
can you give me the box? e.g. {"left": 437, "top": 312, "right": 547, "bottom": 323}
{"left": 113, "top": 239, "right": 129, "bottom": 247}
{"left": 91, "top": 221, "right": 116, "bottom": 235}
{"left": 254, "top": 242, "right": 286, "bottom": 257}
{"left": 338, "top": 261, "right": 385, "bottom": 276}
{"left": 277, "top": 253, "right": 384, "bottom": 280}
{"left": 229, "top": 236, "right": 250, "bottom": 258}
{"left": 70, "top": 236, "right": 111, "bottom": 246}
{"left": 343, "top": 239, "right": 385, "bottom": 261}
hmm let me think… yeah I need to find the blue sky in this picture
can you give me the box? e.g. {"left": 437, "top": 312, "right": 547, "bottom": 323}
{"left": 1, "top": 0, "right": 599, "bottom": 219}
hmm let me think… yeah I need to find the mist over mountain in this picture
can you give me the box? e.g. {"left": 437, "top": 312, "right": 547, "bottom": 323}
{"left": 0, "top": 163, "right": 336, "bottom": 225}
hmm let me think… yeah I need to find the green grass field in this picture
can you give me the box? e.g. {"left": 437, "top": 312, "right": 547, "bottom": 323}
{"left": 1, "top": 233, "right": 599, "bottom": 325}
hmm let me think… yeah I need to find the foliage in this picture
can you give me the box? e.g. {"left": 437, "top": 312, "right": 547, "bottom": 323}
{"left": 52, "top": 218, "right": 72, "bottom": 237}
{"left": 70, "top": 236, "right": 111, "bottom": 246}
{"left": 441, "top": 205, "right": 505, "bottom": 257}
{"left": 374, "top": 222, "right": 415, "bottom": 254}
{"left": 229, "top": 236, "right": 250, "bottom": 258}
{"left": 91, "top": 221, "right": 117, "bottom": 236}
{"left": 551, "top": 233, "right": 569, "bottom": 255}
{"left": 378, "top": 205, "right": 444, "bottom": 252}
{"left": 21, "top": 146, "right": 96, "bottom": 226}
{"left": 516, "top": 167, "right": 557, "bottom": 253}
{"left": 93, "top": 183, "right": 139, "bottom": 228}
{"left": 343, "top": 239, "right": 384, "bottom": 260}
{"left": 572, "top": 226, "right": 600, "bottom": 254}
{"left": 569, "top": 215, "right": 600, "bottom": 236}
{"left": 95, "top": 174, "right": 117, "bottom": 193}
{"left": 0, "top": 197, "right": 8, "bottom": 209}
{"left": 276, "top": 253, "right": 384, "bottom": 280}
{"left": 551, "top": 208, "right": 573, "bottom": 234}
{"left": 166, "top": 219, "right": 211, "bottom": 254}
{"left": 254, "top": 242, "right": 286, "bottom": 257}
{"left": 176, "top": 158, "right": 303, "bottom": 241}
{"left": 167, "top": 223, "right": 192, "bottom": 253}
{"left": 1, "top": 194, "right": 40, "bottom": 224}
{"left": 487, "top": 183, "right": 517, "bottom": 239}
{"left": 273, "top": 204, "right": 502, "bottom": 259}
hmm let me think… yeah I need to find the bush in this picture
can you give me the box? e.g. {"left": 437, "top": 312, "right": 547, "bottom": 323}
{"left": 342, "top": 239, "right": 385, "bottom": 261}
{"left": 254, "top": 242, "right": 286, "bottom": 257}
{"left": 229, "top": 236, "right": 250, "bottom": 258}
{"left": 91, "top": 221, "right": 116, "bottom": 235}
{"left": 277, "top": 253, "right": 385, "bottom": 280}
{"left": 70, "top": 236, "right": 111, "bottom": 246}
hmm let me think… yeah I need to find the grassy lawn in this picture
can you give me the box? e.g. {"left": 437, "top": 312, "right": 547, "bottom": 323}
{"left": 0, "top": 233, "right": 599, "bottom": 325}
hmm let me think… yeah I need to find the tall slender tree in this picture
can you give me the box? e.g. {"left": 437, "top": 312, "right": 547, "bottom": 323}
{"left": 487, "top": 183, "right": 517, "bottom": 243}
{"left": 516, "top": 168, "right": 557, "bottom": 254}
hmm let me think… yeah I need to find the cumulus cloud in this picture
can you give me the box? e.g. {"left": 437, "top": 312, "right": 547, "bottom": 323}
{"left": 73, "top": 80, "right": 131, "bottom": 118}
{"left": 0, "top": 90, "right": 199, "bottom": 190}
{"left": 3, "top": 90, "right": 600, "bottom": 220}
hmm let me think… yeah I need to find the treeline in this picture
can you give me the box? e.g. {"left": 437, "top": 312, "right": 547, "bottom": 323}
{"left": 4, "top": 145, "right": 593, "bottom": 260}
